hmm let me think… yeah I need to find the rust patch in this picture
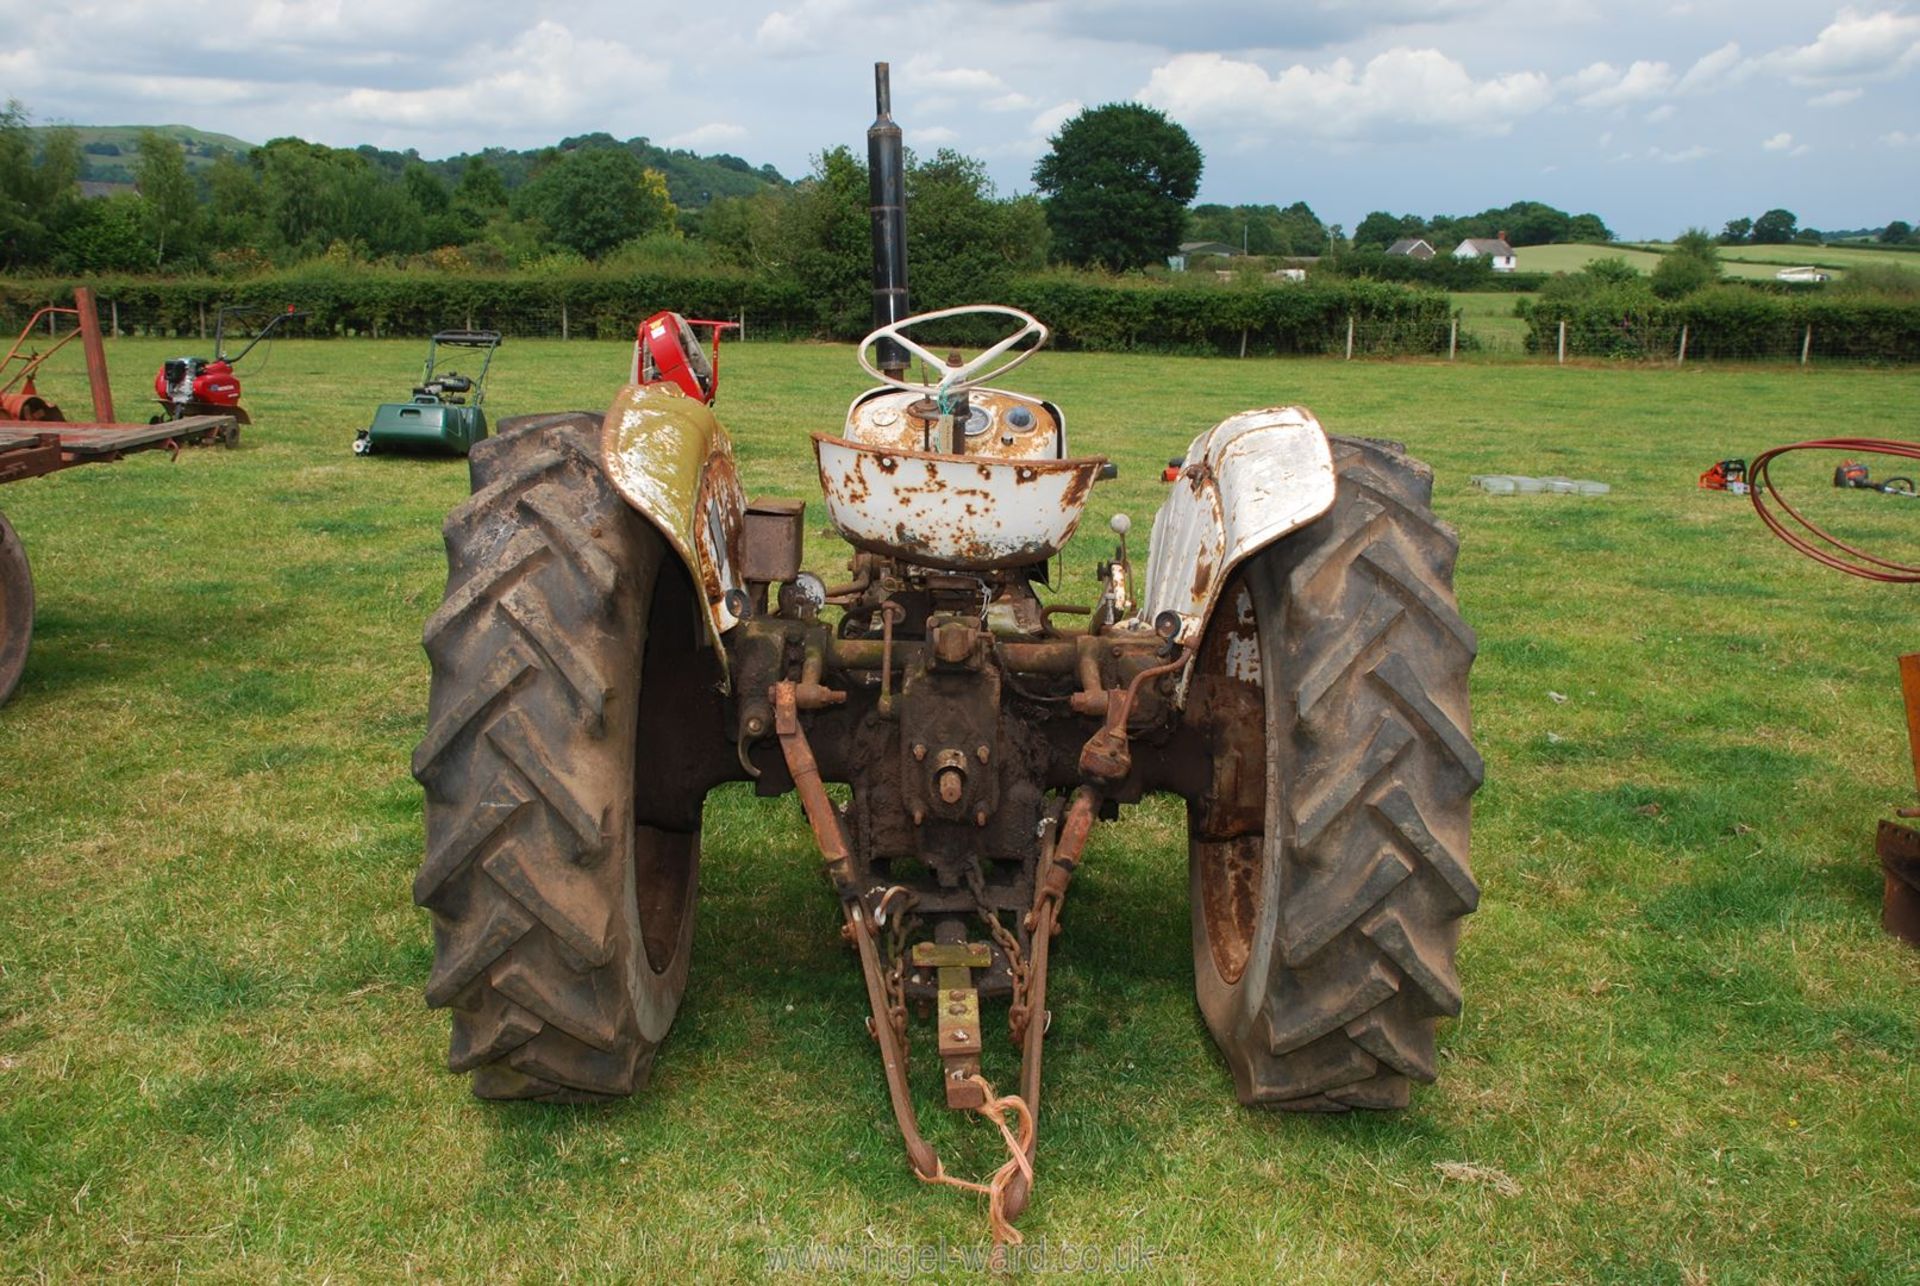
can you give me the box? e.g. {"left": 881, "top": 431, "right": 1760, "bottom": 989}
{"left": 876, "top": 454, "right": 899, "bottom": 474}
{"left": 1190, "top": 556, "right": 1214, "bottom": 600}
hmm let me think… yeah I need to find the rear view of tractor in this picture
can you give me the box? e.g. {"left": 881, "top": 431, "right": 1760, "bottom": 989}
{"left": 412, "top": 65, "right": 1480, "bottom": 1248}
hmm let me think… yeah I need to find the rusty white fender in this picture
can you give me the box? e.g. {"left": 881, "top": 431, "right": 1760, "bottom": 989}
{"left": 601, "top": 382, "right": 748, "bottom": 678}
{"left": 1136, "top": 406, "right": 1336, "bottom": 647}
{"left": 813, "top": 433, "right": 1105, "bottom": 572}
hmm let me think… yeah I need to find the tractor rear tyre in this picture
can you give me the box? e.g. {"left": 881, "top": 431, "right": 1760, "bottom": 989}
{"left": 1190, "top": 436, "right": 1482, "bottom": 1110}
{"left": 412, "top": 411, "right": 699, "bottom": 1101}
{"left": 0, "top": 510, "right": 32, "bottom": 706}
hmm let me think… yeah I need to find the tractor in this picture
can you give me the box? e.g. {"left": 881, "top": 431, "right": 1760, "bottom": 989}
{"left": 412, "top": 65, "right": 1480, "bottom": 1247}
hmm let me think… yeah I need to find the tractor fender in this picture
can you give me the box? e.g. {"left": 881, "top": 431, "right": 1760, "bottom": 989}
{"left": 1137, "top": 406, "right": 1336, "bottom": 649}
{"left": 601, "top": 382, "right": 748, "bottom": 684}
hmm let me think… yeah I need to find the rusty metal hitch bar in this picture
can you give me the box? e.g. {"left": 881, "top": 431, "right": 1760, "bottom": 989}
{"left": 766, "top": 678, "right": 1102, "bottom": 1244}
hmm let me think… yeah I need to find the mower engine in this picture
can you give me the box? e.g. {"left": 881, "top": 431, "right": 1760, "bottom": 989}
{"left": 156, "top": 357, "right": 241, "bottom": 419}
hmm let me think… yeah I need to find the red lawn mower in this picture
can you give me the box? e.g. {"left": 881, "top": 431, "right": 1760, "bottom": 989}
{"left": 152, "top": 305, "right": 304, "bottom": 425}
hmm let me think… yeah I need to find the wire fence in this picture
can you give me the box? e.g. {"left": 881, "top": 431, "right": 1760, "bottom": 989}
{"left": 5, "top": 296, "right": 1913, "bottom": 368}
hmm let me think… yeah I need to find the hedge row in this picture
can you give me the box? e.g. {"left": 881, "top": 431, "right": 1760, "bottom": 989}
{"left": 0, "top": 268, "right": 1455, "bottom": 357}
{"left": 1523, "top": 289, "right": 1920, "bottom": 361}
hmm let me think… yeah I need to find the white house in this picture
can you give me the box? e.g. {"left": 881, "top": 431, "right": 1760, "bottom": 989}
{"left": 1386, "top": 238, "right": 1436, "bottom": 260}
{"left": 1453, "top": 236, "right": 1517, "bottom": 272}
{"left": 1775, "top": 266, "right": 1831, "bottom": 283}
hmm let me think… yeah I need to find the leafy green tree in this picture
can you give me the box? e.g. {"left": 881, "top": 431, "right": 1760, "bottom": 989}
{"left": 1650, "top": 227, "right": 1721, "bottom": 299}
{"left": 135, "top": 130, "right": 199, "bottom": 268}
{"left": 55, "top": 194, "right": 152, "bottom": 272}
{"left": 1751, "top": 208, "right": 1798, "bottom": 244}
{"left": 1032, "top": 103, "right": 1202, "bottom": 270}
{"left": 1720, "top": 217, "right": 1752, "bottom": 244}
{"left": 906, "top": 149, "right": 1047, "bottom": 308}
{"left": 1881, "top": 220, "right": 1914, "bottom": 245}
{"left": 1582, "top": 256, "right": 1641, "bottom": 285}
{"left": 520, "top": 147, "right": 677, "bottom": 259}
{"left": 1352, "top": 211, "right": 1424, "bottom": 250}
{"left": 773, "top": 146, "right": 871, "bottom": 334}
{"left": 1567, "top": 213, "right": 1613, "bottom": 242}
{"left": 0, "top": 101, "right": 82, "bottom": 269}
{"left": 452, "top": 157, "right": 509, "bottom": 225}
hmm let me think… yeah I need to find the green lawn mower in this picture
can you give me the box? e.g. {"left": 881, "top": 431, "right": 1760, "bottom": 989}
{"left": 354, "top": 331, "right": 502, "bottom": 457}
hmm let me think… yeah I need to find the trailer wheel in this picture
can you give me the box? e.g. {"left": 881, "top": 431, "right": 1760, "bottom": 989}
{"left": 1189, "top": 436, "right": 1481, "bottom": 1110}
{"left": 412, "top": 411, "right": 701, "bottom": 1101}
{"left": 0, "top": 510, "right": 32, "bottom": 706}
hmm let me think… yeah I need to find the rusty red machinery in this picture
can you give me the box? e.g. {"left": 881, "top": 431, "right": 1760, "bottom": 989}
{"left": 411, "top": 65, "right": 1480, "bottom": 1254}
{"left": 0, "top": 287, "right": 239, "bottom": 705}
{"left": 1747, "top": 438, "right": 1920, "bottom": 945}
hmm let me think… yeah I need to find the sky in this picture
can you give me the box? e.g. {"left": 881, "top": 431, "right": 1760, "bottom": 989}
{"left": 1, "top": 1, "right": 1915, "bottom": 240}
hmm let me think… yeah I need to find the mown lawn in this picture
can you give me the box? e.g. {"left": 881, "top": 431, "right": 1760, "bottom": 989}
{"left": 2, "top": 338, "right": 1917, "bottom": 1280}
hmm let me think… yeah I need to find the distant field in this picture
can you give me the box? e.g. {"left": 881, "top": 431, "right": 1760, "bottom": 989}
{"left": 1515, "top": 243, "right": 1783, "bottom": 281}
{"left": 1641, "top": 241, "right": 1920, "bottom": 273}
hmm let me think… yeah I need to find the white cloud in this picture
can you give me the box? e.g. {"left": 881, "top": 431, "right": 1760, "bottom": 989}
{"left": 914, "top": 125, "right": 959, "bottom": 146}
{"left": 1649, "top": 144, "right": 1711, "bottom": 163}
{"left": 664, "top": 122, "right": 747, "bottom": 150}
{"left": 1808, "top": 88, "right": 1863, "bottom": 107}
{"left": 1645, "top": 104, "right": 1675, "bottom": 123}
{"left": 1761, "top": 6, "right": 1920, "bottom": 86}
{"left": 1140, "top": 48, "right": 1553, "bottom": 142}
{"left": 1030, "top": 100, "right": 1082, "bottom": 140}
{"left": 986, "top": 92, "right": 1037, "bottom": 112}
{"left": 1762, "top": 132, "right": 1793, "bottom": 150}
{"left": 1675, "top": 42, "right": 1743, "bottom": 95}
{"left": 339, "top": 22, "right": 662, "bottom": 129}
{"left": 754, "top": 0, "right": 854, "bottom": 55}
{"left": 1880, "top": 129, "right": 1919, "bottom": 146}
{"left": 1573, "top": 59, "right": 1675, "bottom": 108}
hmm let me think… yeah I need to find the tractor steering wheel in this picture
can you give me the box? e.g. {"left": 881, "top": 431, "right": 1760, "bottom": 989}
{"left": 857, "top": 305, "right": 1048, "bottom": 396}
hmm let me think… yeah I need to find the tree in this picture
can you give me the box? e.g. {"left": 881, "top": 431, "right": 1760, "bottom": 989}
{"left": 1352, "top": 210, "right": 1424, "bottom": 250}
{"left": 135, "top": 130, "right": 198, "bottom": 269}
{"left": 1650, "top": 227, "right": 1720, "bottom": 299}
{"left": 1567, "top": 213, "right": 1613, "bottom": 243}
{"left": 0, "top": 101, "right": 82, "bottom": 269}
{"left": 1881, "top": 220, "right": 1914, "bottom": 245}
{"left": 1032, "top": 103, "right": 1202, "bottom": 270}
{"left": 521, "top": 147, "right": 677, "bottom": 259}
{"left": 905, "top": 148, "right": 1046, "bottom": 309}
{"left": 1720, "top": 217, "right": 1753, "bottom": 245}
{"left": 1751, "top": 208, "right": 1798, "bottom": 244}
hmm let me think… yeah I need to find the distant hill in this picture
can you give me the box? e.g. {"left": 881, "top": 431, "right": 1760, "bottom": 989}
{"left": 43, "top": 124, "right": 255, "bottom": 183}
{"left": 354, "top": 133, "right": 790, "bottom": 209}
{"left": 39, "top": 123, "right": 788, "bottom": 210}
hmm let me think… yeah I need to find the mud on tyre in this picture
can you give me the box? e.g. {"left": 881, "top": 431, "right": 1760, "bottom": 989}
{"left": 412, "top": 411, "right": 704, "bottom": 1101}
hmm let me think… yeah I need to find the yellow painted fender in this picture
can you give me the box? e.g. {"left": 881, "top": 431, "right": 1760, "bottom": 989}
{"left": 600, "top": 382, "right": 748, "bottom": 683}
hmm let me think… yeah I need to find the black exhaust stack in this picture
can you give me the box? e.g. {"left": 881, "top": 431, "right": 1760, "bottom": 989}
{"left": 868, "top": 62, "right": 910, "bottom": 380}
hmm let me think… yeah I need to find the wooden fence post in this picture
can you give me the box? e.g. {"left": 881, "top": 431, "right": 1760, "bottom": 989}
{"left": 1448, "top": 318, "right": 1458, "bottom": 362}
{"left": 1238, "top": 327, "right": 1248, "bottom": 358}
{"left": 1557, "top": 320, "right": 1567, "bottom": 365}
{"left": 561, "top": 298, "right": 569, "bottom": 341}
{"left": 110, "top": 299, "right": 119, "bottom": 339}
{"left": 1344, "top": 315, "right": 1355, "bottom": 361}
{"left": 1677, "top": 324, "right": 1688, "bottom": 365}
{"left": 198, "top": 302, "right": 206, "bottom": 340}
{"left": 1801, "top": 324, "right": 1812, "bottom": 367}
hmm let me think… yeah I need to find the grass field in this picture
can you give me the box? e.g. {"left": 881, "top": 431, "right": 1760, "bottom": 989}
{"left": 1522, "top": 240, "right": 1920, "bottom": 284}
{"left": 1515, "top": 244, "right": 1784, "bottom": 282}
{"left": 2, "top": 339, "right": 1918, "bottom": 1280}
